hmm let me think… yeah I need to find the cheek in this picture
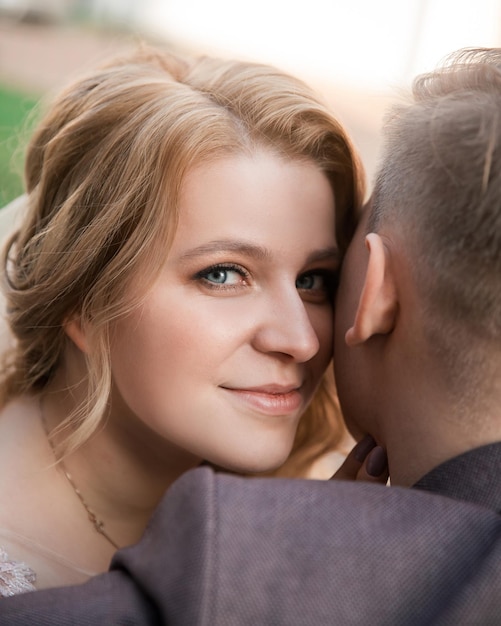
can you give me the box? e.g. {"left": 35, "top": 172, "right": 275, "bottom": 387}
{"left": 110, "top": 302, "right": 188, "bottom": 391}
{"left": 110, "top": 295, "right": 241, "bottom": 391}
{"left": 108, "top": 304, "right": 210, "bottom": 442}
{"left": 334, "top": 256, "right": 357, "bottom": 345}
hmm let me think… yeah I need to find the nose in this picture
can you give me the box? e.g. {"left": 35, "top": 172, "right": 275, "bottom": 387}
{"left": 251, "top": 289, "right": 320, "bottom": 363}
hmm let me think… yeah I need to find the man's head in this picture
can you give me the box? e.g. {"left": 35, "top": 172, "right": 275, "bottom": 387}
{"left": 334, "top": 48, "right": 501, "bottom": 484}
{"left": 371, "top": 48, "right": 501, "bottom": 374}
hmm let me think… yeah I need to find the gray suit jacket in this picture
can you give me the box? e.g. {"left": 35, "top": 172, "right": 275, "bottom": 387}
{"left": 2, "top": 443, "right": 501, "bottom": 625}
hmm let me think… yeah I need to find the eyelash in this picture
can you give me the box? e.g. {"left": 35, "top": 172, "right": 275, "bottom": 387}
{"left": 194, "top": 263, "right": 250, "bottom": 290}
{"left": 297, "top": 270, "right": 339, "bottom": 301}
{"left": 194, "top": 264, "right": 338, "bottom": 299}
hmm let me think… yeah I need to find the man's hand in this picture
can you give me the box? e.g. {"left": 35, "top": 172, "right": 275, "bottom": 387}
{"left": 331, "top": 434, "right": 389, "bottom": 484}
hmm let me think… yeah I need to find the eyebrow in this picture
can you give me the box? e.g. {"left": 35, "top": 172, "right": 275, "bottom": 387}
{"left": 305, "top": 246, "right": 341, "bottom": 265}
{"left": 178, "top": 239, "right": 340, "bottom": 265}
{"left": 179, "top": 240, "right": 272, "bottom": 262}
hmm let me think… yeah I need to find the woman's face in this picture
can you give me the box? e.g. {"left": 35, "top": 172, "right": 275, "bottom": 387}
{"left": 110, "top": 150, "right": 338, "bottom": 473}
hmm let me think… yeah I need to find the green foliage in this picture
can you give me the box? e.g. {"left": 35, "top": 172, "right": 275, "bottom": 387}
{"left": 0, "top": 86, "right": 39, "bottom": 207}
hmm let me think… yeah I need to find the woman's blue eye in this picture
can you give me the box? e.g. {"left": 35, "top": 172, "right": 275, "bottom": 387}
{"left": 205, "top": 269, "right": 230, "bottom": 284}
{"left": 296, "top": 274, "right": 325, "bottom": 290}
{"left": 197, "top": 265, "right": 247, "bottom": 287}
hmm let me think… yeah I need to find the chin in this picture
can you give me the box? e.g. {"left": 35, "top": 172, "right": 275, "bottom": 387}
{"left": 208, "top": 447, "right": 293, "bottom": 476}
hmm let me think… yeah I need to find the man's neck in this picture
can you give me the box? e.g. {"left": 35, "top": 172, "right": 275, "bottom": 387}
{"left": 384, "top": 401, "right": 501, "bottom": 487}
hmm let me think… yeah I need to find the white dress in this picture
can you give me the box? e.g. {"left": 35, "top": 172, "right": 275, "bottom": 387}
{"left": 0, "top": 545, "right": 36, "bottom": 597}
{"left": 0, "top": 528, "right": 96, "bottom": 597}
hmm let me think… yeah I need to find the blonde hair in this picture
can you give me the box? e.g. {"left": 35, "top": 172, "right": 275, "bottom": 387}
{"left": 2, "top": 46, "right": 364, "bottom": 474}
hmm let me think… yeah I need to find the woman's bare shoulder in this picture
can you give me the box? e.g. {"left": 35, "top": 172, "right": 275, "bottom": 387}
{"left": 0, "top": 397, "right": 101, "bottom": 590}
{"left": 0, "top": 396, "right": 48, "bottom": 486}
{"left": 0, "top": 396, "right": 55, "bottom": 542}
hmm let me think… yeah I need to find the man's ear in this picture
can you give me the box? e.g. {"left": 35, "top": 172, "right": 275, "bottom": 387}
{"left": 64, "top": 315, "right": 89, "bottom": 353}
{"left": 345, "top": 233, "right": 397, "bottom": 347}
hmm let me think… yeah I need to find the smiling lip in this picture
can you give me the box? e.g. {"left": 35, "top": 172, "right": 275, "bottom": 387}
{"left": 221, "top": 384, "right": 303, "bottom": 416}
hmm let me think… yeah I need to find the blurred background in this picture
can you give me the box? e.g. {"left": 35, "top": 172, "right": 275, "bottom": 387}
{"left": 1, "top": 0, "right": 501, "bottom": 209}
{"left": 0, "top": 1, "right": 499, "bottom": 476}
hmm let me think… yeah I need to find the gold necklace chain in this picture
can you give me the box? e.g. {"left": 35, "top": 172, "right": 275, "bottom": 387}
{"left": 39, "top": 397, "right": 120, "bottom": 551}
